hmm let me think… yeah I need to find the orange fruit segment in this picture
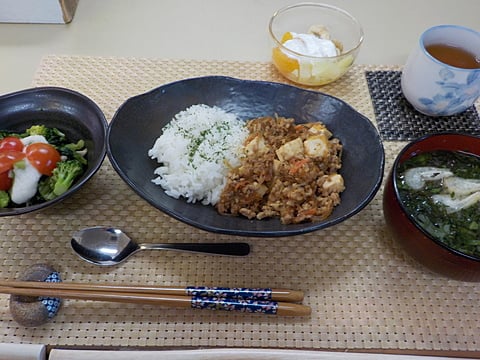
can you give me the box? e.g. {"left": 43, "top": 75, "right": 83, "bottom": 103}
{"left": 272, "top": 47, "right": 299, "bottom": 74}
{"left": 281, "top": 31, "right": 294, "bottom": 43}
{"left": 272, "top": 32, "right": 299, "bottom": 75}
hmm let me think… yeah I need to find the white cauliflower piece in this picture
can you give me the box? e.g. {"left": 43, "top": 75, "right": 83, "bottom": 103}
{"left": 10, "top": 160, "right": 42, "bottom": 204}
{"left": 20, "top": 135, "right": 48, "bottom": 147}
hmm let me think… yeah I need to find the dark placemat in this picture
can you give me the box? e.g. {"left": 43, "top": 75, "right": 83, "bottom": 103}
{"left": 365, "top": 70, "right": 480, "bottom": 141}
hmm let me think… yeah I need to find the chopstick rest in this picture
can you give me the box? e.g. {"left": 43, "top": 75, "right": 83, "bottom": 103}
{"left": 9, "top": 264, "right": 62, "bottom": 327}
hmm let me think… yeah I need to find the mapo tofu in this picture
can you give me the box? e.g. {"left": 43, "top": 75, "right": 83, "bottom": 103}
{"left": 217, "top": 116, "right": 344, "bottom": 224}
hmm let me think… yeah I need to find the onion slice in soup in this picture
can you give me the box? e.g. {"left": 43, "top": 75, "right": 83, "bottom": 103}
{"left": 403, "top": 166, "right": 453, "bottom": 190}
{"left": 432, "top": 191, "right": 480, "bottom": 213}
{"left": 443, "top": 176, "right": 480, "bottom": 196}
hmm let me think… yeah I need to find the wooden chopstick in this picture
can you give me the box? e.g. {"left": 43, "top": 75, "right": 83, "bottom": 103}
{"left": 0, "top": 280, "right": 303, "bottom": 302}
{"left": 0, "top": 285, "right": 311, "bottom": 317}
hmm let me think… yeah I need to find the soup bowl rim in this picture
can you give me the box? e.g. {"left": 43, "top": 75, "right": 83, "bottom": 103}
{"left": 391, "top": 131, "right": 480, "bottom": 263}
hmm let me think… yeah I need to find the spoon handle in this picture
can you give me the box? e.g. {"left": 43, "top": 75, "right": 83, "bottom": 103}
{"left": 140, "top": 242, "right": 250, "bottom": 256}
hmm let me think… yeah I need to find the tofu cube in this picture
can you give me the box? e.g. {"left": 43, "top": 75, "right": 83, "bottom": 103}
{"left": 245, "top": 135, "right": 268, "bottom": 156}
{"left": 304, "top": 134, "right": 329, "bottom": 159}
{"left": 276, "top": 137, "right": 304, "bottom": 161}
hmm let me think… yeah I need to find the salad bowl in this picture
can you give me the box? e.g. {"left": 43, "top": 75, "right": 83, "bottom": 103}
{"left": 0, "top": 87, "right": 108, "bottom": 216}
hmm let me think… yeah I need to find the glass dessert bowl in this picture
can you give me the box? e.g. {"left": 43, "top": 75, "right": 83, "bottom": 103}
{"left": 269, "top": 2, "right": 364, "bottom": 86}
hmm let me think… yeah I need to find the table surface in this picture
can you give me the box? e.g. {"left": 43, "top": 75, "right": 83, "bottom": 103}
{"left": 0, "top": 1, "right": 480, "bottom": 356}
{"left": 0, "top": 55, "right": 477, "bottom": 355}
{"left": 1, "top": 0, "right": 480, "bottom": 95}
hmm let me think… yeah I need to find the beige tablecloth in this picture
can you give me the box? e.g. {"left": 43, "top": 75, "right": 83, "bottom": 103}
{"left": 0, "top": 56, "right": 478, "bottom": 356}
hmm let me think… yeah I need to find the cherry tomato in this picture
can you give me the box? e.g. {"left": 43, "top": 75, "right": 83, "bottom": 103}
{"left": 0, "top": 151, "right": 25, "bottom": 174}
{"left": 0, "top": 171, "right": 12, "bottom": 191}
{"left": 25, "top": 143, "right": 61, "bottom": 176}
{"left": 0, "top": 137, "right": 23, "bottom": 152}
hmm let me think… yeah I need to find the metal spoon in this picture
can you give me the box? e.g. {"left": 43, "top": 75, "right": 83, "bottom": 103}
{"left": 71, "top": 226, "right": 250, "bottom": 266}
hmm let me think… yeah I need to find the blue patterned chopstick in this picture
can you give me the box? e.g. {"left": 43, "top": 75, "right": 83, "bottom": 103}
{"left": 185, "top": 286, "right": 304, "bottom": 303}
{"left": 191, "top": 295, "right": 279, "bottom": 314}
{"left": 186, "top": 286, "right": 274, "bottom": 301}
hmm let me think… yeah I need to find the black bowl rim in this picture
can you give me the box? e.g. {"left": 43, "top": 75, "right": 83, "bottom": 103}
{"left": 107, "top": 75, "right": 385, "bottom": 237}
{"left": 391, "top": 131, "right": 480, "bottom": 262}
{"left": 0, "top": 86, "right": 108, "bottom": 216}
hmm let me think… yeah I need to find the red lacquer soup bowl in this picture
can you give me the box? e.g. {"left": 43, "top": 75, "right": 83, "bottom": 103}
{"left": 383, "top": 133, "right": 480, "bottom": 281}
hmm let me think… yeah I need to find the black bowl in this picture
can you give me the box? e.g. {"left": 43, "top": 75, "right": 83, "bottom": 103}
{"left": 108, "top": 76, "right": 384, "bottom": 237}
{"left": 0, "top": 87, "right": 108, "bottom": 216}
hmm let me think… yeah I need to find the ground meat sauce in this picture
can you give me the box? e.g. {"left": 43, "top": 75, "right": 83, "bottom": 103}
{"left": 217, "top": 116, "right": 344, "bottom": 224}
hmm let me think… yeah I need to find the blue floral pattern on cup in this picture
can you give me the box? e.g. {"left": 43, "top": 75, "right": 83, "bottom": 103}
{"left": 418, "top": 68, "right": 480, "bottom": 116}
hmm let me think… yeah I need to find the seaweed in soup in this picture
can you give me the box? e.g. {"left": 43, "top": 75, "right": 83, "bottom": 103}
{"left": 397, "top": 150, "right": 480, "bottom": 259}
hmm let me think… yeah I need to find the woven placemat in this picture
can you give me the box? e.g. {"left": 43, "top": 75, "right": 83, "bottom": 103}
{"left": 0, "top": 56, "right": 478, "bottom": 354}
{"left": 365, "top": 70, "right": 480, "bottom": 141}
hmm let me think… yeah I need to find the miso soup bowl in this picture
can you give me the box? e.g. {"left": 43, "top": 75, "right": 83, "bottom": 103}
{"left": 383, "top": 133, "right": 480, "bottom": 282}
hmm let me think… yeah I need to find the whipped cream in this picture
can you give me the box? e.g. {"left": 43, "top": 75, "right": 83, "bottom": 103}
{"left": 283, "top": 32, "right": 339, "bottom": 57}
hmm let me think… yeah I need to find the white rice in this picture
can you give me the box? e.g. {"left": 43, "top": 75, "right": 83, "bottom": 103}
{"left": 148, "top": 104, "right": 248, "bottom": 205}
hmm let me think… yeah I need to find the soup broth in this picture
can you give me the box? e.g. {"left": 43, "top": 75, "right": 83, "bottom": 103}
{"left": 397, "top": 150, "right": 480, "bottom": 259}
{"left": 425, "top": 43, "right": 480, "bottom": 69}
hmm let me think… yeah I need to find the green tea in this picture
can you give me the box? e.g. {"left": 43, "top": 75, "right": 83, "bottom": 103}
{"left": 425, "top": 43, "right": 480, "bottom": 69}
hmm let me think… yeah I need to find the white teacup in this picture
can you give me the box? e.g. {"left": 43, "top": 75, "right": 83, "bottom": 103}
{"left": 401, "top": 25, "right": 480, "bottom": 116}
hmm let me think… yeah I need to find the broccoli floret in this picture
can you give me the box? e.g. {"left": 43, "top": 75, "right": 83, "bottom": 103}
{"left": 64, "top": 139, "right": 84, "bottom": 151}
{"left": 26, "top": 125, "right": 88, "bottom": 164}
{"left": 0, "top": 130, "right": 22, "bottom": 139}
{"left": 0, "top": 191, "right": 9, "bottom": 208}
{"left": 26, "top": 125, "right": 66, "bottom": 145}
{"left": 58, "top": 139, "right": 88, "bottom": 165}
{"left": 25, "top": 125, "right": 46, "bottom": 136}
{"left": 38, "top": 179, "right": 56, "bottom": 201}
{"left": 38, "top": 160, "right": 84, "bottom": 201}
{"left": 53, "top": 160, "right": 84, "bottom": 195}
